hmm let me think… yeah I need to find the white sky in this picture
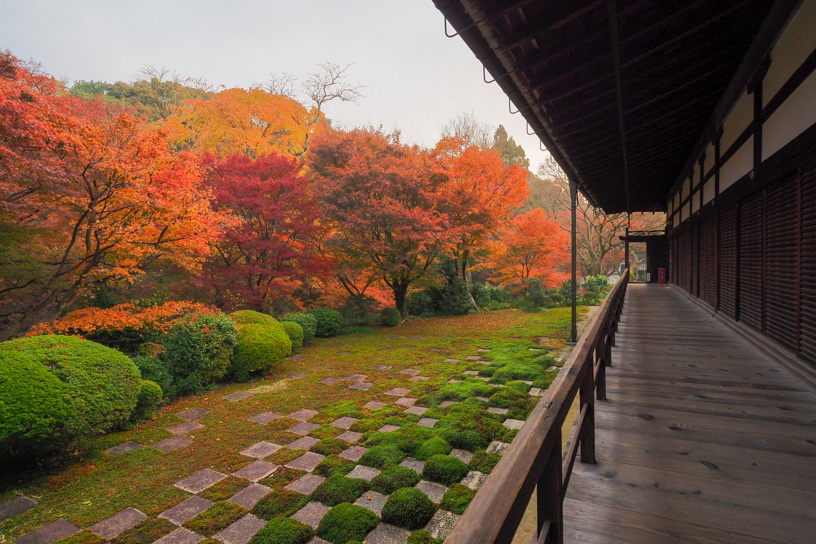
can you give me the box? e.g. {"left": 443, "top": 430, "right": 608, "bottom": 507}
{"left": 1, "top": 0, "right": 551, "bottom": 171}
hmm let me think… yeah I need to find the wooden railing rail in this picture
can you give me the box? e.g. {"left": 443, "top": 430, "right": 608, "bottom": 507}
{"left": 445, "top": 271, "right": 629, "bottom": 544}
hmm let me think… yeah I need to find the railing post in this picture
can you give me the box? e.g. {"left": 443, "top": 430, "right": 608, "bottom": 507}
{"left": 536, "top": 432, "right": 563, "bottom": 544}
{"left": 579, "top": 362, "right": 596, "bottom": 465}
{"left": 596, "top": 337, "right": 607, "bottom": 401}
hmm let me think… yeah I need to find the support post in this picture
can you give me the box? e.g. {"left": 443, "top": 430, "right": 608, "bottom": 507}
{"left": 568, "top": 178, "right": 578, "bottom": 344}
{"left": 624, "top": 227, "right": 630, "bottom": 274}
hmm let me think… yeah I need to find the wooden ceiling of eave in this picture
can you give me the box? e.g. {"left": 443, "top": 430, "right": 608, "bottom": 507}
{"left": 434, "top": 0, "right": 775, "bottom": 213}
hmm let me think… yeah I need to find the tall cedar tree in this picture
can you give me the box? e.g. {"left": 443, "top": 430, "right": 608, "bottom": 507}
{"left": 202, "top": 153, "right": 328, "bottom": 311}
{"left": 307, "top": 128, "right": 451, "bottom": 317}
{"left": 0, "top": 53, "right": 221, "bottom": 339}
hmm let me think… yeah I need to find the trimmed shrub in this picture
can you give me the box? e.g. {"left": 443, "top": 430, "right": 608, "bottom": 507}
{"left": 252, "top": 489, "right": 309, "bottom": 519}
{"left": 359, "top": 445, "right": 405, "bottom": 468}
{"left": 414, "top": 436, "right": 452, "bottom": 460}
{"left": 183, "top": 501, "right": 246, "bottom": 536}
{"left": 440, "top": 484, "right": 476, "bottom": 515}
{"left": 132, "top": 355, "right": 170, "bottom": 393}
{"left": 280, "top": 321, "right": 304, "bottom": 352}
{"left": 249, "top": 516, "right": 312, "bottom": 544}
{"left": 231, "top": 323, "right": 292, "bottom": 382}
{"left": 381, "top": 488, "right": 435, "bottom": 530}
{"left": 160, "top": 313, "right": 237, "bottom": 396}
{"left": 317, "top": 503, "right": 379, "bottom": 544}
{"left": 339, "top": 295, "right": 382, "bottom": 326}
{"left": 130, "top": 380, "right": 163, "bottom": 423}
{"left": 281, "top": 313, "right": 317, "bottom": 344}
{"left": 370, "top": 465, "right": 421, "bottom": 495}
{"left": 307, "top": 307, "right": 342, "bottom": 338}
{"left": 382, "top": 307, "right": 401, "bottom": 327}
{"left": 229, "top": 310, "right": 281, "bottom": 327}
{"left": 407, "top": 290, "right": 436, "bottom": 317}
{"left": 313, "top": 474, "right": 368, "bottom": 506}
{"left": 0, "top": 335, "right": 140, "bottom": 458}
{"left": 438, "top": 278, "right": 475, "bottom": 316}
{"left": 422, "top": 454, "right": 469, "bottom": 485}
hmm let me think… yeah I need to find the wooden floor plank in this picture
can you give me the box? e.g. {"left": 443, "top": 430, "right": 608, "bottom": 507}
{"left": 564, "top": 284, "right": 816, "bottom": 543}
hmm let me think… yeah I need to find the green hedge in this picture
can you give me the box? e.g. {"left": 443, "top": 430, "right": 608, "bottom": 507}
{"left": 280, "top": 321, "right": 304, "bottom": 352}
{"left": 229, "top": 310, "right": 281, "bottom": 327}
{"left": 0, "top": 335, "right": 141, "bottom": 458}
{"left": 382, "top": 307, "right": 401, "bottom": 327}
{"left": 231, "top": 323, "right": 292, "bottom": 382}
{"left": 130, "top": 380, "right": 163, "bottom": 423}
{"left": 281, "top": 313, "right": 317, "bottom": 344}
{"left": 307, "top": 308, "right": 342, "bottom": 338}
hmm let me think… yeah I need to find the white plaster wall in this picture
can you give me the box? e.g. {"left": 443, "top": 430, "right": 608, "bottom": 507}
{"left": 703, "top": 179, "right": 715, "bottom": 205}
{"left": 764, "top": 70, "right": 816, "bottom": 159}
{"left": 704, "top": 142, "right": 715, "bottom": 178}
{"left": 721, "top": 91, "right": 753, "bottom": 152}
{"left": 764, "top": 0, "right": 816, "bottom": 105}
{"left": 720, "top": 136, "right": 753, "bottom": 192}
{"left": 691, "top": 191, "right": 700, "bottom": 214}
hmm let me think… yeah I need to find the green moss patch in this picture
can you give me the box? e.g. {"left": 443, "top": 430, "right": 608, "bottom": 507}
{"left": 252, "top": 489, "right": 310, "bottom": 520}
{"left": 369, "top": 465, "right": 421, "bottom": 495}
{"left": 312, "top": 438, "right": 345, "bottom": 456}
{"left": 359, "top": 445, "right": 405, "bottom": 468}
{"left": 468, "top": 450, "right": 501, "bottom": 474}
{"left": 312, "top": 474, "right": 368, "bottom": 507}
{"left": 314, "top": 457, "right": 355, "bottom": 478}
{"left": 199, "top": 476, "right": 250, "bottom": 502}
{"left": 261, "top": 467, "right": 303, "bottom": 488}
{"left": 248, "top": 516, "right": 312, "bottom": 544}
{"left": 55, "top": 530, "right": 105, "bottom": 544}
{"left": 407, "top": 530, "right": 444, "bottom": 544}
{"left": 440, "top": 484, "right": 476, "bottom": 515}
{"left": 317, "top": 503, "right": 379, "bottom": 544}
{"left": 110, "top": 519, "right": 175, "bottom": 544}
{"left": 183, "top": 501, "right": 247, "bottom": 536}
{"left": 381, "top": 488, "right": 436, "bottom": 530}
{"left": 422, "top": 455, "right": 469, "bottom": 486}
{"left": 414, "top": 437, "right": 452, "bottom": 461}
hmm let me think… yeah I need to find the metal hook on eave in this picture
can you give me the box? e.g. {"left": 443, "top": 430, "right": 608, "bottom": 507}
{"left": 526, "top": 121, "right": 536, "bottom": 136}
{"left": 540, "top": 140, "right": 548, "bottom": 152}
{"left": 444, "top": 17, "right": 473, "bottom": 38}
{"left": 483, "top": 66, "right": 495, "bottom": 84}
{"left": 509, "top": 98, "right": 532, "bottom": 115}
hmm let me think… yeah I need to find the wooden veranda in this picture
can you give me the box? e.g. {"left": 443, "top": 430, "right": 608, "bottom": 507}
{"left": 563, "top": 284, "right": 816, "bottom": 543}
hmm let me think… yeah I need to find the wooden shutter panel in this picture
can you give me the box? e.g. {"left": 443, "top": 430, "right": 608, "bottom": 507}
{"left": 739, "top": 193, "right": 763, "bottom": 330}
{"left": 764, "top": 176, "right": 798, "bottom": 350}
{"left": 800, "top": 167, "right": 816, "bottom": 362}
{"left": 719, "top": 207, "right": 738, "bottom": 319}
{"left": 700, "top": 214, "right": 717, "bottom": 306}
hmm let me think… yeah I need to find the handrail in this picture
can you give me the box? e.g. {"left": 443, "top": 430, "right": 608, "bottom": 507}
{"left": 445, "top": 270, "right": 629, "bottom": 544}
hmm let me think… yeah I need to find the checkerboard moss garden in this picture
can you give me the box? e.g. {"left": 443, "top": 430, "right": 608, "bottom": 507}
{"left": 0, "top": 306, "right": 581, "bottom": 544}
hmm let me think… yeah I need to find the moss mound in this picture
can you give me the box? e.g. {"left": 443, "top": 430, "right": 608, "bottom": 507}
{"left": 422, "top": 454, "right": 469, "bottom": 485}
{"left": 381, "top": 488, "right": 436, "bottom": 530}
{"left": 317, "top": 503, "right": 379, "bottom": 544}
{"left": 183, "top": 501, "right": 246, "bottom": 536}
{"left": 414, "top": 436, "right": 452, "bottom": 460}
{"left": 369, "top": 465, "right": 421, "bottom": 495}
{"left": 248, "top": 516, "right": 312, "bottom": 544}
{"left": 252, "top": 488, "right": 310, "bottom": 519}
{"left": 313, "top": 474, "right": 368, "bottom": 506}
{"left": 359, "top": 445, "right": 405, "bottom": 468}
{"left": 440, "top": 483, "right": 476, "bottom": 514}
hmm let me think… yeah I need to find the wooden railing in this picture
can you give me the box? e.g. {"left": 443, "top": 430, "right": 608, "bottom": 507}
{"left": 445, "top": 271, "right": 629, "bottom": 544}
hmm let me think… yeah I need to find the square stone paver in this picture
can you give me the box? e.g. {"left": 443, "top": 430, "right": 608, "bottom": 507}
{"left": 288, "top": 373, "right": 307, "bottom": 380}
{"left": 90, "top": 507, "right": 147, "bottom": 539}
{"left": 214, "top": 513, "right": 266, "bottom": 544}
{"left": 346, "top": 374, "right": 367, "bottom": 382}
{"left": 394, "top": 397, "right": 417, "bottom": 407}
{"left": 363, "top": 401, "right": 386, "bottom": 410}
{"left": 175, "top": 469, "right": 227, "bottom": 493}
{"left": 384, "top": 387, "right": 410, "bottom": 396}
{"left": 290, "top": 502, "right": 331, "bottom": 530}
{"left": 475, "top": 376, "right": 490, "bottom": 382}
{"left": 153, "top": 437, "right": 193, "bottom": 453}
{"left": 285, "top": 452, "right": 325, "bottom": 472}
{"left": 516, "top": 380, "right": 533, "bottom": 385}
{"left": 439, "top": 401, "right": 458, "bottom": 408}
{"left": 228, "top": 483, "right": 271, "bottom": 508}
{"left": 477, "top": 360, "right": 491, "bottom": 365}
{"left": 0, "top": 497, "right": 37, "bottom": 523}
{"left": 319, "top": 377, "right": 342, "bottom": 385}
{"left": 399, "top": 458, "right": 425, "bottom": 473}
{"left": 463, "top": 370, "right": 479, "bottom": 376}
{"left": 353, "top": 491, "right": 389, "bottom": 517}
{"left": 177, "top": 407, "right": 210, "bottom": 420}
{"left": 159, "top": 496, "right": 212, "bottom": 525}
{"left": 488, "top": 407, "right": 509, "bottom": 415}
{"left": 487, "top": 441, "right": 511, "bottom": 455}
{"left": 166, "top": 421, "right": 204, "bottom": 436}
{"left": 240, "top": 441, "right": 282, "bottom": 459}
{"left": 285, "top": 474, "right": 326, "bottom": 495}
{"left": 364, "top": 524, "right": 409, "bottom": 544}
{"left": 416, "top": 481, "right": 447, "bottom": 503}
{"left": 529, "top": 387, "right": 545, "bottom": 396}
{"left": 408, "top": 376, "right": 429, "bottom": 382}
{"left": 400, "top": 369, "right": 421, "bottom": 375}
{"left": 377, "top": 424, "right": 400, "bottom": 433}
{"left": 404, "top": 406, "right": 428, "bottom": 416}
{"left": 288, "top": 421, "right": 320, "bottom": 435}
{"left": 425, "top": 510, "right": 461, "bottom": 539}
{"left": 373, "top": 365, "right": 392, "bottom": 371}
{"left": 339, "top": 446, "right": 368, "bottom": 462}
{"left": 503, "top": 419, "right": 525, "bottom": 430}
{"left": 449, "top": 449, "right": 473, "bottom": 464}
{"left": 461, "top": 470, "right": 488, "bottom": 490}
{"left": 346, "top": 465, "right": 380, "bottom": 481}
{"left": 154, "top": 528, "right": 204, "bottom": 544}
{"left": 444, "top": 358, "right": 460, "bottom": 363}
{"left": 104, "top": 441, "right": 142, "bottom": 456}
{"left": 475, "top": 396, "right": 490, "bottom": 403}
{"left": 349, "top": 382, "right": 373, "bottom": 391}
{"left": 232, "top": 460, "right": 278, "bottom": 482}
{"left": 15, "top": 519, "right": 79, "bottom": 544}
{"left": 477, "top": 348, "right": 491, "bottom": 352}
{"left": 308, "top": 539, "right": 331, "bottom": 544}
{"left": 336, "top": 431, "right": 363, "bottom": 443}
{"left": 223, "top": 392, "right": 252, "bottom": 402}
{"left": 465, "top": 355, "right": 482, "bottom": 361}
{"left": 417, "top": 418, "right": 438, "bottom": 428}
{"left": 330, "top": 416, "right": 358, "bottom": 429}
{"left": 289, "top": 409, "right": 319, "bottom": 421}
{"left": 248, "top": 412, "right": 282, "bottom": 425}
{"left": 447, "top": 379, "right": 462, "bottom": 384}
{"left": 288, "top": 436, "right": 320, "bottom": 450}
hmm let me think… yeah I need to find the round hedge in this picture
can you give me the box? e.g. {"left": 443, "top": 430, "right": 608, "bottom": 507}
{"left": 231, "top": 323, "right": 292, "bottom": 382}
{"left": 317, "top": 503, "right": 379, "bottom": 544}
{"left": 422, "top": 454, "right": 469, "bottom": 485}
{"left": 281, "top": 313, "right": 317, "bottom": 344}
{"left": 131, "top": 380, "right": 163, "bottom": 423}
{"left": 307, "top": 308, "right": 342, "bottom": 338}
{"left": 382, "top": 307, "right": 401, "bottom": 327}
{"left": 381, "top": 488, "right": 436, "bottom": 530}
{"left": 229, "top": 310, "right": 282, "bottom": 328}
{"left": 0, "top": 335, "right": 141, "bottom": 456}
{"left": 280, "top": 321, "right": 304, "bottom": 352}
{"left": 248, "top": 516, "right": 312, "bottom": 544}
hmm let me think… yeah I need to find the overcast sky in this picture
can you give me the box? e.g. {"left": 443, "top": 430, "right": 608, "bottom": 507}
{"left": 1, "top": 0, "right": 551, "bottom": 170}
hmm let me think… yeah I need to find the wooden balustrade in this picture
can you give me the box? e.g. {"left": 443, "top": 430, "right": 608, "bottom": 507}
{"left": 445, "top": 271, "right": 629, "bottom": 544}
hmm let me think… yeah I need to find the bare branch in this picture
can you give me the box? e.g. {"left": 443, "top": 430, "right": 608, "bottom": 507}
{"left": 301, "top": 62, "right": 363, "bottom": 115}
{"left": 439, "top": 111, "right": 494, "bottom": 149}
{"left": 261, "top": 71, "right": 297, "bottom": 97}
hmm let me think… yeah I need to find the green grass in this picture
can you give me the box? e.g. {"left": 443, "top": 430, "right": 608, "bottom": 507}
{"left": 0, "top": 307, "right": 580, "bottom": 541}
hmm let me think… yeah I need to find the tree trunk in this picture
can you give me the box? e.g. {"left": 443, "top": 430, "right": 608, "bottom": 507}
{"left": 393, "top": 282, "right": 409, "bottom": 318}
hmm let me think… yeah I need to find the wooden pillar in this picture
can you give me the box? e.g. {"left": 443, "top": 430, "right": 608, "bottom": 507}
{"left": 569, "top": 179, "right": 578, "bottom": 343}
